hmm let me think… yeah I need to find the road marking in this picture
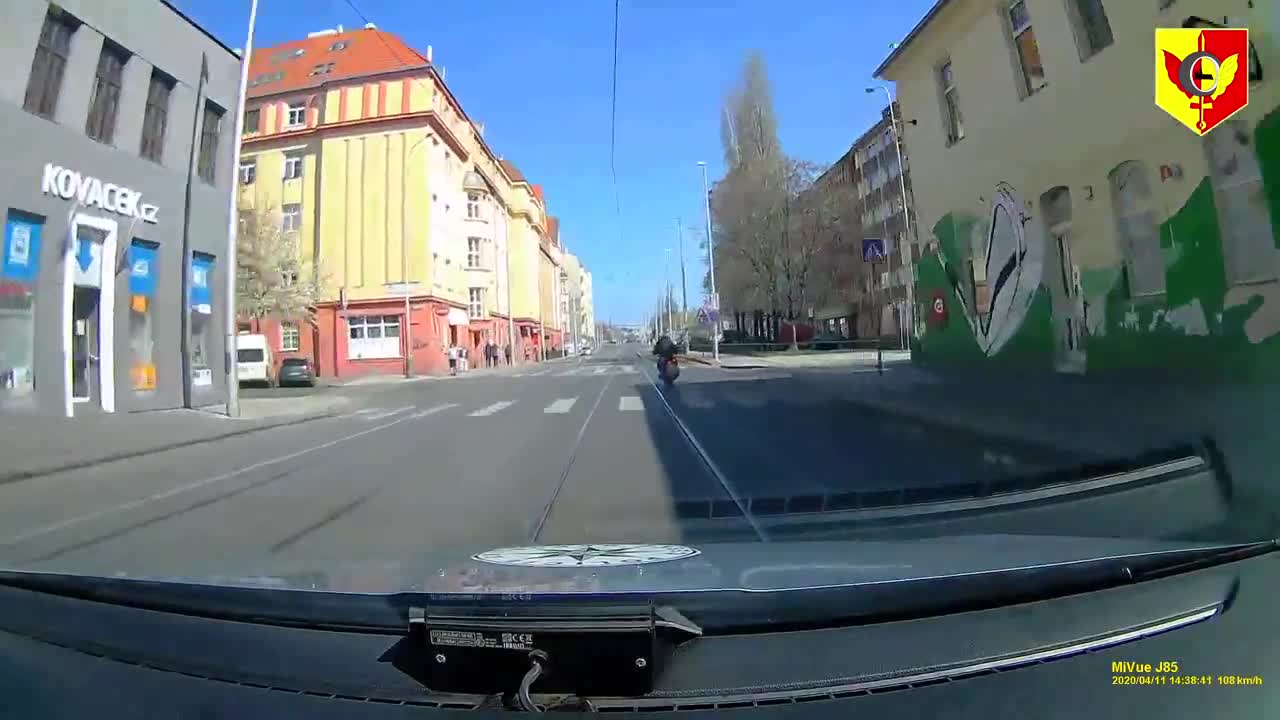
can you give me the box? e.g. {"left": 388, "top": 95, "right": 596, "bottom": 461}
{"left": 621, "top": 364, "right": 635, "bottom": 373}
{"left": 544, "top": 398, "right": 577, "bottom": 414}
{"left": 468, "top": 400, "right": 515, "bottom": 417}
{"left": 592, "top": 366, "right": 608, "bottom": 375}
{"left": 618, "top": 395, "right": 643, "bottom": 412}
{"left": 0, "top": 411, "right": 429, "bottom": 549}
{"left": 409, "top": 403, "right": 457, "bottom": 419}
{"left": 358, "top": 405, "right": 415, "bottom": 421}
{"left": 531, "top": 373, "right": 615, "bottom": 542}
{"left": 528, "top": 370, "right": 549, "bottom": 377}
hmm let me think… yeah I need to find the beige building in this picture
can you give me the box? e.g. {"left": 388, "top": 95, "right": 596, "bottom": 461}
{"left": 878, "top": 0, "right": 1278, "bottom": 378}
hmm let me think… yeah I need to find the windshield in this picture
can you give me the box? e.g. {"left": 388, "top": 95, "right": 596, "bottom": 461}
{"left": 0, "top": 0, "right": 1274, "bottom": 606}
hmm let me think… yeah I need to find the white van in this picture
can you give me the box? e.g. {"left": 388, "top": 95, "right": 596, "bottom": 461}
{"left": 237, "top": 334, "right": 275, "bottom": 387}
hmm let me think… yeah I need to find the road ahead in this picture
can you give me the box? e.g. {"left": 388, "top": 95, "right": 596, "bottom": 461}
{"left": 0, "top": 344, "right": 1077, "bottom": 580}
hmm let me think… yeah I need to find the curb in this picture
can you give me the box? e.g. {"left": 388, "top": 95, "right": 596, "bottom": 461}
{"left": 0, "top": 409, "right": 343, "bottom": 486}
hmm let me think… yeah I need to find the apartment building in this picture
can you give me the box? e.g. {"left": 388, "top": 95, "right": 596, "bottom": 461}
{"left": 239, "top": 25, "right": 536, "bottom": 377}
{"left": 878, "top": 0, "right": 1276, "bottom": 378}
{"left": 809, "top": 101, "right": 917, "bottom": 342}
{"left": 0, "top": 0, "right": 239, "bottom": 417}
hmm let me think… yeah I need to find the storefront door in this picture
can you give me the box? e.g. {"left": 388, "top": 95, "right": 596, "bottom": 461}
{"left": 66, "top": 215, "right": 117, "bottom": 415}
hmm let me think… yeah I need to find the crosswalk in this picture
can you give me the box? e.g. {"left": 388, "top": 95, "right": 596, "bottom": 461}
{"left": 338, "top": 395, "right": 649, "bottom": 423}
{"left": 507, "top": 364, "right": 637, "bottom": 378}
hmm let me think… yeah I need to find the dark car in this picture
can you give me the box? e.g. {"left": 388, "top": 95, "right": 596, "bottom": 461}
{"left": 277, "top": 357, "right": 315, "bottom": 387}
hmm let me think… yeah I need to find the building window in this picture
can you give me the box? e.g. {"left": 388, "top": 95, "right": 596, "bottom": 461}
{"left": 347, "top": 315, "right": 401, "bottom": 359}
{"left": 1067, "top": 0, "right": 1114, "bottom": 59}
{"left": 1108, "top": 161, "right": 1165, "bottom": 297}
{"left": 0, "top": 211, "right": 44, "bottom": 400}
{"left": 23, "top": 8, "right": 77, "bottom": 119}
{"left": 285, "top": 103, "right": 306, "bottom": 128}
{"left": 469, "top": 288, "right": 484, "bottom": 318}
{"left": 85, "top": 41, "right": 129, "bottom": 144}
{"left": 283, "top": 154, "right": 303, "bottom": 180}
{"left": 309, "top": 63, "right": 334, "bottom": 76}
{"left": 239, "top": 161, "right": 256, "bottom": 185}
{"left": 127, "top": 240, "right": 159, "bottom": 392}
{"left": 938, "top": 60, "right": 963, "bottom": 143}
{"left": 467, "top": 237, "right": 482, "bottom": 268}
{"left": 243, "top": 108, "right": 260, "bottom": 134}
{"left": 281, "top": 322, "right": 300, "bottom": 352}
{"left": 197, "top": 102, "right": 223, "bottom": 184}
{"left": 189, "top": 253, "right": 216, "bottom": 388}
{"left": 139, "top": 70, "right": 173, "bottom": 162}
{"left": 330, "top": 41, "right": 349, "bottom": 51}
{"left": 467, "top": 193, "right": 483, "bottom": 220}
{"left": 282, "top": 203, "right": 302, "bottom": 233}
{"left": 1007, "top": 0, "right": 1047, "bottom": 96}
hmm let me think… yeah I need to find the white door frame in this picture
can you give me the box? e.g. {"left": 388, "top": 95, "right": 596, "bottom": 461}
{"left": 62, "top": 213, "right": 118, "bottom": 416}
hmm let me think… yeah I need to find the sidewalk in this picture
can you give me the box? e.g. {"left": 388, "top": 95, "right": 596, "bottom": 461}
{"left": 0, "top": 396, "right": 349, "bottom": 484}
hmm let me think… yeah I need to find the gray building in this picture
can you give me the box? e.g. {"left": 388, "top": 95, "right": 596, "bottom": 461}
{"left": 0, "top": 0, "right": 240, "bottom": 418}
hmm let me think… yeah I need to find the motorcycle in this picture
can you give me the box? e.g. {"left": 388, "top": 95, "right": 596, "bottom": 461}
{"left": 658, "top": 355, "right": 680, "bottom": 386}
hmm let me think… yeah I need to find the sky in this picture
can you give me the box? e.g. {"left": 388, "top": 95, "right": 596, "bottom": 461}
{"left": 173, "top": 0, "right": 935, "bottom": 325}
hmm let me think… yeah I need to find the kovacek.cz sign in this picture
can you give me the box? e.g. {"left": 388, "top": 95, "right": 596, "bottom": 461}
{"left": 41, "top": 163, "right": 159, "bottom": 224}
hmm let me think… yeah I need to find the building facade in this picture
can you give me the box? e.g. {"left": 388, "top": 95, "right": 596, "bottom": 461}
{"left": 0, "top": 0, "right": 239, "bottom": 418}
{"left": 240, "top": 26, "right": 552, "bottom": 378}
{"left": 879, "top": 0, "right": 1277, "bottom": 379}
{"left": 809, "top": 101, "right": 917, "bottom": 342}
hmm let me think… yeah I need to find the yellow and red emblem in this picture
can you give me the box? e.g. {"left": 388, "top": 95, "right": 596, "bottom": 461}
{"left": 1155, "top": 28, "right": 1249, "bottom": 136}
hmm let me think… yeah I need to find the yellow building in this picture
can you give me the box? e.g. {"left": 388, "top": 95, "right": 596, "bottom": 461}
{"left": 878, "top": 0, "right": 1278, "bottom": 379}
{"left": 239, "top": 26, "right": 553, "bottom": 376}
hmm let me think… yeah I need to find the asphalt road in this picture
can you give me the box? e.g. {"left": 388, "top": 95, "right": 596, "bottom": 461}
{"left": 0, "top": 343, "right": 1078, "bottom": 580}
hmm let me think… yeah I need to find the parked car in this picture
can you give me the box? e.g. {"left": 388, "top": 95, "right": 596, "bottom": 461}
{"left": 236, "top": 334, "right": 275, "bottom": 388}
{"left": 278, "top": 357, "right": 316, "bottom": 387}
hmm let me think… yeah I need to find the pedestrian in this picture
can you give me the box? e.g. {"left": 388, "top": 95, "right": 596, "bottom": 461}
{"left": 447, "top": 344, "right": 458, "bottom": 376}
{"left": 504, "top": 343, "right": 512, "bottom": 366}
{"left": 487, "top": 342, "right": 497, "bottom": 368}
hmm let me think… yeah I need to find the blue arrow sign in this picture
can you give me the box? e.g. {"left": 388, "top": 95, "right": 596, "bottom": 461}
{"left": 76, "top": 237, "right": 94, "bottom": 272}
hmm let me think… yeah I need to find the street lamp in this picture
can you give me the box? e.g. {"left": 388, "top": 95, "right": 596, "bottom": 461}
{"left": 865, "top": 84, "right": 914, "bottom": 350}
{"left": 222, "top": 0, "right": 260, "bottom": 418}
{"left": 696, "top": 161, "right": 719, "bottom": 361}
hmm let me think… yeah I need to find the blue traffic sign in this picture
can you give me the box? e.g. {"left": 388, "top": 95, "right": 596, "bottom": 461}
{"left": 862, "top": 238, "right": 886, "bottom": 263}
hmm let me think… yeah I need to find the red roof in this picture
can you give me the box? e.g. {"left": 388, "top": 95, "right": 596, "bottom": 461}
{"left": 247, "top": 27, "right": 428, "bottom": 99}
{"left": 546, "top": 216, "right": 560, "bottom": 244}
{"left": 500, "top": 159, "right": 525, "bottom": 183}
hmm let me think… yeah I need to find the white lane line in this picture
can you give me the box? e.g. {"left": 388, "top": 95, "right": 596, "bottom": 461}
{"left": 1, "top": 411, "right": 430, "bottom": 548}
{"left": 621, "top": 364, "right": 635, "bottom": 373}
{"left": 618, "top": 395, "right": 643, "bottom": 412}
{"left": 592, "top": 366, "right": 608, "bottom": 375}
{"left": 544, "top": 398, "right": 578, "bottom": 414}
{"left": 409, "top": 403, "right": 457, "bottom": 419}
{"left": 529, "top": 370, "right": 549, "bottom": 377}
{"left": 468, "top": 400, "right": 515, "bottom": 417}
{"left": 641, "top": 366, "right": 769, "bottom": 543}
{"left": 359, "top": 405, "right": 415, "bottom": 421}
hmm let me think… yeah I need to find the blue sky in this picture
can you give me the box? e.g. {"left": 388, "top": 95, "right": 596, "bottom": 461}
{"left": 175, "top": 0, "right": 934, "bottom": 325}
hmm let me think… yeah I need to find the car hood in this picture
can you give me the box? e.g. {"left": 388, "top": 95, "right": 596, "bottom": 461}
{"left": 87, "top": 535, "right": 1233, "bottom": 595}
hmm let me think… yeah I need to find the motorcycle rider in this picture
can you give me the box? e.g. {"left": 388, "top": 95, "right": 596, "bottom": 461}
{"left": 652, "top": 334, "right": 677, "bottom": 378}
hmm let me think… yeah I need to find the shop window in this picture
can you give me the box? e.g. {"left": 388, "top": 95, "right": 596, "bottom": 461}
{"left": 128, "top": 240, "right": 159, "bottom": 392}
{"left": 0, "top": 210, "right": 43, "bottom": 403}
{"left": 189, "top": 253, "right": 216, "bottom": 388}
{"left": 347, "top": 314, "right": 400, "bottom": 359}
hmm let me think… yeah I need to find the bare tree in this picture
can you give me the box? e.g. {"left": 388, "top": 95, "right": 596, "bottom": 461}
{"left": 237, "top": 206, "right": 326, "bottom": 324}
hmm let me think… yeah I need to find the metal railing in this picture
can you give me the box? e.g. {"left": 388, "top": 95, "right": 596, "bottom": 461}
{"left": 686, "top": 337, "right": 906, "bottom": 355}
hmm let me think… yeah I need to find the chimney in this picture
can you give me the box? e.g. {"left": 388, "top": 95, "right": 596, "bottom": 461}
{"left": 426, "top": 45, "right": 433, "bottom": 63}
{"left": 364, "top": 22, "right": 376, "bottom": 29}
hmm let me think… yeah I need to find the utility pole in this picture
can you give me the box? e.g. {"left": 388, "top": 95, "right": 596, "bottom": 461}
{"left": 676, "top": 219, "right": 688, "bottom": 320}
{"left": 697, "top": 161, "right": 718, "bottom": 361}
{"left": 220, "top": 0, "right": 259, "bottom": 418}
